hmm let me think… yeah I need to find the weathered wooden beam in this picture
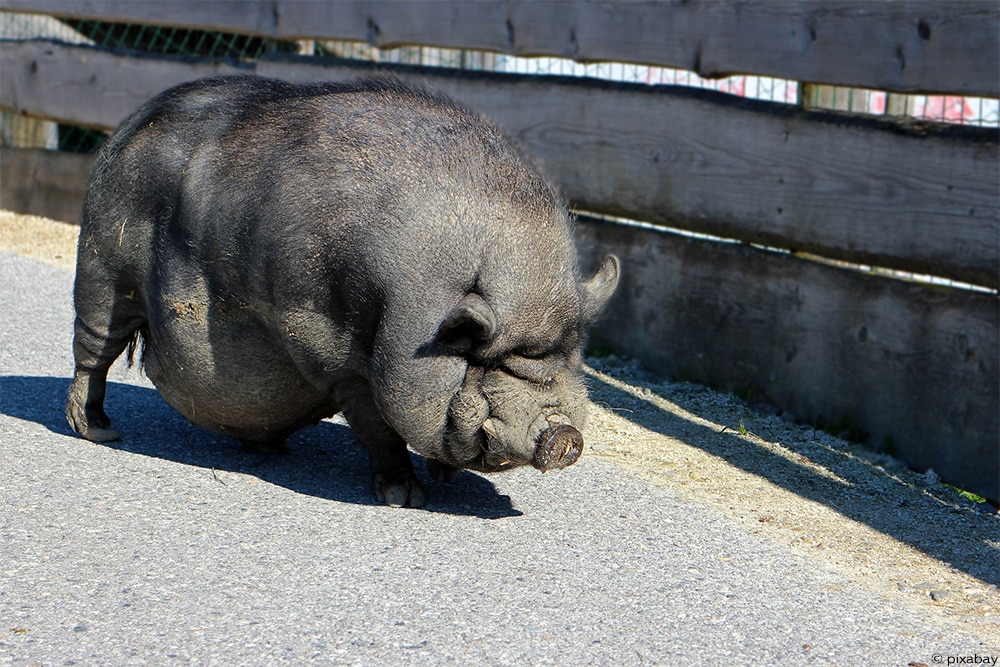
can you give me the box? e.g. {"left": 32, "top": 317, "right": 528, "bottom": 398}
{"left": 0, "top": 40, "right": 248, "bottom": 130}
{"left": 411, "top": 71, "right": 997, "bottom": 290}
{"left": 0, "top": 146, "right": 93, "bottom": 224}
{"left": 1, "top": 0, "right": 996, "bottom": 96}
{"left": 2, "top": 41, "right": 995, "bottom": 287}
{"left": 575, "top": 218, "right": 1000, "bottom": 503}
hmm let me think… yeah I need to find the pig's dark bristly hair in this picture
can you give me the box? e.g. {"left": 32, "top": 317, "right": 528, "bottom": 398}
{"left": 157, "top": 73, "right": 474, "bottom": 122}
{"left": 165, "top": 74, "right": 558, "bottom": 204}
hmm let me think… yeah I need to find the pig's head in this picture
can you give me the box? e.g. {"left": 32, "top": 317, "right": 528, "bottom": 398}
{"left": 354, "top": 100, "right": 621, "bottom": 479}
{"left": 427, "top": 254, "right": 621, "bottom": 474}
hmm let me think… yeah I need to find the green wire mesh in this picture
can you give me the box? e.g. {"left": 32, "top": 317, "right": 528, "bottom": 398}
{"left": 62, "top": 19, "right": 290, "bottom": 58}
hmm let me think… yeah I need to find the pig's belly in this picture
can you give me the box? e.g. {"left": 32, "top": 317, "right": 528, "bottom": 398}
{"left": 142, "top": 302, "right": 332, "bottom": 440}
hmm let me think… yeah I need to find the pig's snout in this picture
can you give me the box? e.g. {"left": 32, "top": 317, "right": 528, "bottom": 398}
{"left": 532, "top": 420, "right": 584, "bottom": 472}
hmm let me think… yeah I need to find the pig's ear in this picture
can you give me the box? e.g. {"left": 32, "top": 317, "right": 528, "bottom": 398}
{"left": 437, "top": 292, "right": 497, "bottom": 352}
{"left": 580, "top": 255, "right": 620, "bottom": 321}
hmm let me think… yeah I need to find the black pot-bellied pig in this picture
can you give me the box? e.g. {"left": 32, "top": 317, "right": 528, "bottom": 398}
{"left": 66, "top": 75, "right": 620, "bottom": 507}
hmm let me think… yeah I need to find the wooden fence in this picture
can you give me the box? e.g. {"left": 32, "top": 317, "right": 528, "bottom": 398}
{"left": 0, "top": 0, "right": 997, "bottom": 501}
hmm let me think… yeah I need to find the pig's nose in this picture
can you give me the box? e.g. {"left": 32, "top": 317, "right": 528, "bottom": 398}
{"left": 532, "top": 423, "right": 583, "bottom": 471}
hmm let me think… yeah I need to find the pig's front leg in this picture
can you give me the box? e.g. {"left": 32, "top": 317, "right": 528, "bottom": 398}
{"left": 333, "top": 378, "right": 427, "bottom": 508}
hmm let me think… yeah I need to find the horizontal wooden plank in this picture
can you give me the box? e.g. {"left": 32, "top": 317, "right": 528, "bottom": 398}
{"left": 0, "top": 0, "right": 275, "bottom": 36}
{"left": 1, "top": 0, "right": 996, "bottom": 96}
{"left": 0, "top": 146, "right": 93, "bottom": 224}
{"left": 0, "top": 40, "right": 248, "bottom": 130}
{"left": 574, "top": 217, "right": 999, "bottom": 502}
{"left": 402, "top": 72, "right": 999, "bottom": 290}
{"left": 2, "top": 41, "right": 995, "bottom": 287}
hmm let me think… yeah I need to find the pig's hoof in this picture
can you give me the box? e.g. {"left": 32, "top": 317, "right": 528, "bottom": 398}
{"left": 80, "top": 425, "right": 122, "bottom": 443}
{"left": 66, "top": 405, "right": 121, "bottom": 442}
{"left": 373, "top": 472, "right": 427, "bottom": 508}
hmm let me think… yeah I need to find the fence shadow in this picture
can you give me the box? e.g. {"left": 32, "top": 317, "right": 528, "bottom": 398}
{"left": 1, "top": 375, "right": 520, "bottom": 519}
{"left": 586, "top": 371, "right": 999, "bottom": 588}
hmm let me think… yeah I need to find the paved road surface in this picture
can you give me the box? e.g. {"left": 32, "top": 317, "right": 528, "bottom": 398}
{"left": 1, "top": 250, "right": 994, "bottom": 665}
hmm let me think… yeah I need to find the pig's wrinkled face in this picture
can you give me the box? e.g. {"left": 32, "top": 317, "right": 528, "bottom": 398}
{"left": 442, "top": 348, "right": 590, "bottom": 473}
{"left": 433, "top": 255, "right": 621, "bottom": 474}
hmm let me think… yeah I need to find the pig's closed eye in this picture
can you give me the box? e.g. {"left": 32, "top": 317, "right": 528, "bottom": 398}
{"left": 502, "top": 352, "right": 564, "bottom": 384}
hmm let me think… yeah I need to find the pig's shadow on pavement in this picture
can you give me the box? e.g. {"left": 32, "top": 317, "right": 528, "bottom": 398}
{"left": 2, "top": 376, "right": 521, "bottom": 519}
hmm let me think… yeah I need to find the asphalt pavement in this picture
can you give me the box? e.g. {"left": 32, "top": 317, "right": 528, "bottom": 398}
{"left": 1, "top": 249, "right": 994, "bottom": 666}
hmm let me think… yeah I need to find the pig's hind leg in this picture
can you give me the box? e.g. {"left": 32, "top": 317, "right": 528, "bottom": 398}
{"left": 66, "top": 261, "right": 145, "bottom": 443}
{"left": 333, "top": 378, "right": 427, "bottom": 508}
